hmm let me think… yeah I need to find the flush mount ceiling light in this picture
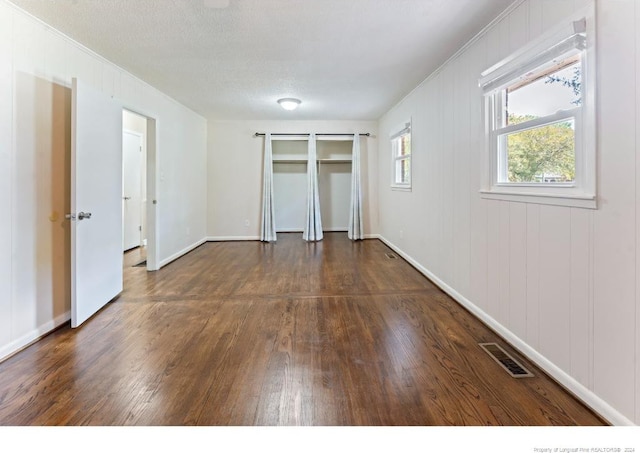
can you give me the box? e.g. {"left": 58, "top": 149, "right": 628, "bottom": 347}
{"left": 277, "top": 98, "right": 301, "bottom": 111}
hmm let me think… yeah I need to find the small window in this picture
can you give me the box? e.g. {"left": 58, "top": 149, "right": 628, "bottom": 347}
{"left": 479, "top": 15, "right": 596, "bottom": 208}
{"left": 391, "top": 121, "right": 411, "bottom": 190}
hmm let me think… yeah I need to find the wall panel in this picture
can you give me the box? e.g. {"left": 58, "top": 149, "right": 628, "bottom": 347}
{"left": 508, "top": 202, "right": 527, "bottom": 340}
{"left": 440, "top": 65, "right": 455, "bottom": 286}
{"left": 591, "top": 0, "right": 637, "bottom": 419}
{"left": 636, "top": 0, "right": 640, "bottom": 425}
{"left": 377, "top": 0, "right": 638, "bottom": 424}
{"left": 0, "top": 0, "right": 207, "bottom": 362}
{"left": 570, "top": 207, "right": 593, "bottom": 387}
{"left": 452, "top": 54, "right": 471, "bottom": 299}
{"left": 525, "top": 203, "right": 540, "bottom": 350}
{"left": 0, "top": 4, "right": 13, "bottom": 347}
{"left": 538, "top": 205, "right": 572, "bottom": 371}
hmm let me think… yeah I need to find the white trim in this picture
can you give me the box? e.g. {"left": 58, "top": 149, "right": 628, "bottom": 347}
{"left": 0, "top": 311, "right": 71, "bottom": 363}
{"left": 480, "top": 190, "right": 596, "bottom": 209}
{"left": 391, "top": 119, "right": 412, "bottom": 189}
{"left": 158, "top": 238, "right": 207, "bottom": 268}
{"left": 495, "top": 108, "right": 578, "bottom": 137}
{"left": 480, "top": 5, "right": 596, "bottom": 209}
{"left": 377, "top": 234, "right": 634, "bottom": 426}
{"left": 479, "top": 23, "right": 586, "bottom": 94}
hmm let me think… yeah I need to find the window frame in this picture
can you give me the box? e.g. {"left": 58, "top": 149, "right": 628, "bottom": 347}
{"left": 479, "top": 11, "right": 596, "bottom": 209}
{"left": 390, "top": 120, "right": 412, "bottom": 191}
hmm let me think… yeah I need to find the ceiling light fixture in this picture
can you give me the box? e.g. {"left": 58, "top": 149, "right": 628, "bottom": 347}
{"left": 277, "top": 98, "right": 301, "bottom": 111}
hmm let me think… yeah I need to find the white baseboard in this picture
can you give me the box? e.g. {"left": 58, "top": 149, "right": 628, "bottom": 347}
{"left": 159, "top": 238, "right": 207, "bottom": 268}
{"left": 0, "top": 311, "right": 71, "bottom": 363}
{"left": 207, "top": 233, "right": 380, "bottom": 241}
{"left": 377, "top": 235, "right": 635, "bottom": 426}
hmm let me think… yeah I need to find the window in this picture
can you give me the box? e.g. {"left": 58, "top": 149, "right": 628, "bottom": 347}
{"left": 479, "top": 15, "right": 596, "bottom": 208}
{"left": 391, "top": 121, "right": 411, "bottom": 190}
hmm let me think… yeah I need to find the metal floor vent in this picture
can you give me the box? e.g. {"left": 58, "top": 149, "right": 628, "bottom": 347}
{"left": 385, "top": 253, "right": 398, "bottom": 260}
{"left": 479, "top": 343, "right": 534, "bottom": 378}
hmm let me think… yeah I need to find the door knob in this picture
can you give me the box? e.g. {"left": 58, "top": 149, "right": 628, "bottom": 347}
{"left": 78, "top": 211, "right": 92, "bottom": 220}
{"left": 123, "top": 196, "right": 131, "bottom": 200}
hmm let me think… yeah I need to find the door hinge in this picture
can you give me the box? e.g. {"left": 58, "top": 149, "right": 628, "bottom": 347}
{"left": 139, "top": 225, "right": 142, "bottom": 231}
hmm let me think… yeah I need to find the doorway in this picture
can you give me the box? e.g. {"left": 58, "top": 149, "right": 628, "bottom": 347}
{"left": 122, "top": 109, "right": 157, "bottom": 271}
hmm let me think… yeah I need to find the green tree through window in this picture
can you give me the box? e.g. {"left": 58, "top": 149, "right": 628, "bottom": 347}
{"left": 506, "top": 114, "right": 575, "bottom": 183}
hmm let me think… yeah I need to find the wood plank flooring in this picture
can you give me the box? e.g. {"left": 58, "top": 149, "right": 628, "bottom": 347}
{"left": 0, "top": 233, "right": 606, "bottom": 425}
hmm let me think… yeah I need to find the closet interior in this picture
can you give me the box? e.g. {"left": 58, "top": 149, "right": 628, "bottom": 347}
{"left": 272, "top": 138, "right": 353, "bottom": 233}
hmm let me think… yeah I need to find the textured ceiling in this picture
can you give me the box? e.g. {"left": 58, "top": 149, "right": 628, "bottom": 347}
{"left": 9, "top": 0, "right": 515, "bottom": 120}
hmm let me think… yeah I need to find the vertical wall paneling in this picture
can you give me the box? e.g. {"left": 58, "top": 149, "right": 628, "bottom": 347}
{"left": 1, "top": 0, "right": 207, "bottom": 362}
{"left": 486, "top": 200, "right": 501, "bottom": 320}
{"left": 537, "top": 205, "right": 572, "bottom": 371}
{"left": 468, "top": 36, "right": 489, "bottom": 314}
{"left": 508, "top": 202, "right": 527, "bottom": 340}
{"left": 452, "top": 53, "right": 471, "bottom": 299}
{"left": 525, "top": 203, "right": 540, "bottom": 350}
{"left": 46, "top": 31, "right": 68, "bottom": 87}
{"left": 592, "top": 0, "right": 636, "bottom": 419}
{"left": 377, "top": 0, "right": 639, "bottom": 423}
{"left": 412, "top": 86, "right": 429, "bottom": 267}
{"left": 12, "top": 10, "right": 41, "bottom": 336}
{"left": 508, "top": 2, "right": 529, "bottom": 53}
{"left": 497, "top": 201, "right": 511, "bottom": 326}
{"left": 430, "top": 75, "right": 443, "bottom": 275}
{"left": 420, "top": 81, "right": 435, "bottom": 270}
{"left": 636, "top": 0, "right": 640, "bottom": 425}
{"left": 440, "top": 65, "right": 455, "bottom": 286}
{"left": 570, "top": 207, "right": 592, "bottom": 387}
{"left": 541, "top": 0, "right": 575, "bottom": 29}
{"left": 0, "top": 4, "right": 13, "bottom": 346}
{"left": 527, "top": 0, "right": 543, "bottom": 40}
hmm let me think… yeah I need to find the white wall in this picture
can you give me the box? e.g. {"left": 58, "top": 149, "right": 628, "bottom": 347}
{"left": 0, "top": 1, "right": 208, "bottom": 361}
{"left": 377, "top": 0, "right": 639, "bottom": 425}
{"left": 207, "top": 120, "right": 378, "bottom": 239}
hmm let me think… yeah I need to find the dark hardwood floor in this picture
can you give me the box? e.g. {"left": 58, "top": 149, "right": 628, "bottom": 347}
{"left": 0, "top": 233, "right": 606, "bottom": 426}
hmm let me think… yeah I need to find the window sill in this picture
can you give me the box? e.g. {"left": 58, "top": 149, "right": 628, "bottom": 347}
{"left": 391, "top": 185, "right": 412, "bottom": 192}
{"left": 480, "top": 189, "right": 596, "bottom": 209}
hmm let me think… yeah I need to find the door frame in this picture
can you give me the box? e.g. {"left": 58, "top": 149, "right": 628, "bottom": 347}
{"left": 122, "top": 106, "right": 159, "bottom": 271}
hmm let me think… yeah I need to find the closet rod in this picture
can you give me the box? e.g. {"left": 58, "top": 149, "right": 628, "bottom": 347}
{"left": 254, "top": 132, "right": 370, "bottom": 137}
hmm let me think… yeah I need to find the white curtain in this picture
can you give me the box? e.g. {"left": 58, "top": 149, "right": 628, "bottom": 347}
{"left": 303, "top": 133, "right": 323, "bottom": 241}
{"left": 260, "top": 133, "right": 277, "bottom": 242}
{"left": 348, "top": 134, "right": 364, "bottom": 240}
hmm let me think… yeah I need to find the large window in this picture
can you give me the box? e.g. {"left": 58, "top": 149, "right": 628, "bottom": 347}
{"left": 479, "top": 15, "right": 595, "bottom": 208}
{"left": 391, "top": 121, "right": 411, "bottom": 190}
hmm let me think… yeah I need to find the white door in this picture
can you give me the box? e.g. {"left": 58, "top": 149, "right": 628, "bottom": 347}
{"left": 122, "top": 131, "right": 142, "bottom": 251}
{"left": 70, "top": 78, "right": 123, "bottom": 328}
